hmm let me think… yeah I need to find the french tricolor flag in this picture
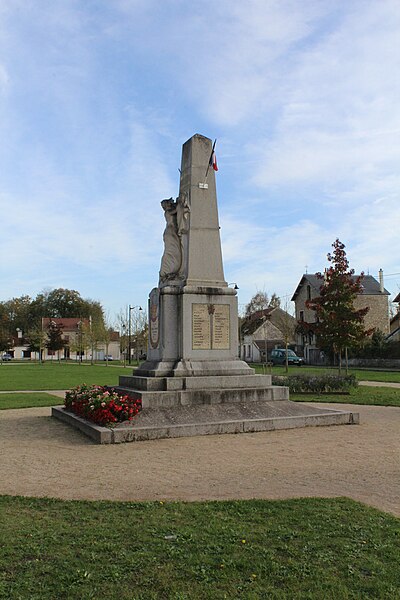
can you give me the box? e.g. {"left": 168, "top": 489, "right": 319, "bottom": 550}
{"left": 209, "top": 149, "right": 218, "bottom": 171}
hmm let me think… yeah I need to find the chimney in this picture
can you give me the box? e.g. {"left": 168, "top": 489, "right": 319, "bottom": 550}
{"left": 379, "top": 268, "right": 384, "bottom": 293}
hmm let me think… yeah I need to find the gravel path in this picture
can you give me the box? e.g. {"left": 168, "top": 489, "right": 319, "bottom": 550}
{"left": 359, "top": 381, "right": 400, "bottom": 388}
{"left": 0, "top": 403, "right": 399, "bottom": 516}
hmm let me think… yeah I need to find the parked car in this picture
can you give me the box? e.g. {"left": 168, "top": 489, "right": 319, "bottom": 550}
{"left": 270, "top": 349, "right": 304, "bottom": 366}
{"left": 1, "top": 353, "right": 12, "bottom": 361}
{"left": 103, "top": 355, "right": 113, "bottom": 361}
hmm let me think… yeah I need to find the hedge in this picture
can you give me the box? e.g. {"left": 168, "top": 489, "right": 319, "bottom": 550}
{"left": 272, "top": 374, "right": 358, "bottom": 394}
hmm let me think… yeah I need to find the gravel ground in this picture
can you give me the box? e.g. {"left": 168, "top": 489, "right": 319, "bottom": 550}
{"left": 0, "top": 403, "right": 399, "bottom": 516}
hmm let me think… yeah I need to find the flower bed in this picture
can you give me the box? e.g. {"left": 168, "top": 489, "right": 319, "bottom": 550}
{"left": 272, "top": 374, "right": 358, "bottom": 394}
{"left": 64, "top": 384, "right": 142, "bottom": 427}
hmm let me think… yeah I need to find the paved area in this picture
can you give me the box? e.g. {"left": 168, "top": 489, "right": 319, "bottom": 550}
{"left": 359, "top": 381, "right": 400, "bottom": 388}
{"left": 0, "top": 403, "right": 399, "bottom": 517}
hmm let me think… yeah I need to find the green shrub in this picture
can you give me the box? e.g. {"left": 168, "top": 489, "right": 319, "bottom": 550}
{"left": 272, "top": 373, "right": 358, "bottom": 394}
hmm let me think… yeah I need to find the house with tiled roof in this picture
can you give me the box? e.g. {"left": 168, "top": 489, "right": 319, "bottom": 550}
{"left": 388, "top": 292, "right": 400, "bottom": 342}
{"left": 9, "top": 317, "right": 120, "bottom": 361}
{"left": 240, "top": 307, "right": 297, "bottom": 363}
{"left": 291, "top": 270, "right": 390, "bottom": 363}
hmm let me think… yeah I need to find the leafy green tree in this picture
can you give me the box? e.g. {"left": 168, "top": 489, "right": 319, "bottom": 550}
{"left": 0, "top": 320, "right": 11, "bottom": 362}
{"left": 0, "top": 295, "right": 32, "bottom": 335}
{"left": 29, "top": 289, "right": 105, "bottom": 326}
{"left": 299, "top": 239, "right": 373, "bottom": 373}
{"left": 26, "top": 328, "right": 47, "bottom": 362}
{"left": 0, "top": 288, "right": 106, "bottom": 344}
{"left": 40, "top": 289, "right": 85, "bottom": 318}
{"left": 46, "top": 321, "right": 65, "bottom": 362}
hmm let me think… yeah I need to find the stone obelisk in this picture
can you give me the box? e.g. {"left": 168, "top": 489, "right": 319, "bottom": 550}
{"left": 136, "top": 134, "right": 253, "bottom": 378}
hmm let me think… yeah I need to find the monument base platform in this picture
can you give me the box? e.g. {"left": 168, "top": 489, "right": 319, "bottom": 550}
{"left": 52, "top": 400, "right": 359, "bottom": 445}
{"left": 135, "top": 358, "right": 254, "bottom": 378}
{"left": 116, "top": 374, "right": 288, "bottom": 408}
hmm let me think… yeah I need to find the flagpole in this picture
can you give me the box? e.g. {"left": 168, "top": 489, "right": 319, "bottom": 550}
{"left": 204, "top": 138, "right": 217, "bottom": 179}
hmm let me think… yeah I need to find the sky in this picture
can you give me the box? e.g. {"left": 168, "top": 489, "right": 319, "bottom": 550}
{"left": 1, "top": 0, "right": 399, "bottom": 323}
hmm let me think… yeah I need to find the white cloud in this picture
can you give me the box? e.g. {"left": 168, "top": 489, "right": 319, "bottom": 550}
{"left": 221, "top": 213, "right": 333, "bottom": 304}
{"left": 250, "top": 1, "right": 400, "bottom": 201}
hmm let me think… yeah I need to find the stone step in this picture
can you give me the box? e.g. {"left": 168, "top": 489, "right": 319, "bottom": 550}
{"left": 118, "top": 374, "right": 273, "bottom": 392}
{"left": 114, "top": 385, "right": 288, "bottom": 409}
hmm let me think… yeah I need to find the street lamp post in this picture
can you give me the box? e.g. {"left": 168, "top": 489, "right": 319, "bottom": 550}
{"left": 128, "top": 305, "right": 142, "bottom": 365}
{"left": 77, "top": 320, "right": 83, "bottom": 364}
{"left": 228, "top": 283, "right": 240, "bottom": 357}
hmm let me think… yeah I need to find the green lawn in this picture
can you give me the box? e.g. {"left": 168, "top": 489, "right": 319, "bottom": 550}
{"left": 0, "top": 496, "right": 398, "bottom": 600}
{"left": 253, "top": 364, "right": 400, "bottom": 383}
{"left": 0, "top": 363, "right": 131, "bottom": 391}
{"left": 0, "top": 393, "right": 62, "bottom": 410}
{"left": 292, "top": 385, "right": 400, "bottom": 407}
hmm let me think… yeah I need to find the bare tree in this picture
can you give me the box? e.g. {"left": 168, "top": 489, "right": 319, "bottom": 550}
{"left": 115, "top": 308, "right": 129, "bottom": 367}
{"left": 97, "top": 312, "right": 115, "bottom": 365}
{"left": 130, "top": 307, "right": 147, "bottom": 364}
{"left": 273, "top": 302, "right": 296, "bottom": 373}
{"left": 244, "top": 290, "right": 280, "bottom": 318}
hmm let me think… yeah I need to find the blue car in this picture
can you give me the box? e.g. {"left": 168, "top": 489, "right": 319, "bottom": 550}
{"left": 270, "top": 349, "right": 304, "bottom": 366}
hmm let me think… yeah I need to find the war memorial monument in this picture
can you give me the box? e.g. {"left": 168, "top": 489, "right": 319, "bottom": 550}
{"left": 53, "top": 134, "right": 359, "bottom": 443}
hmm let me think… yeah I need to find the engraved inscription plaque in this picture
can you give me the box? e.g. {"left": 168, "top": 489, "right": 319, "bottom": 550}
{"left": 192, "top": 303, "right": 230, "bottom": 350}
{"left": 213, "top": 304, "right": 230, "bottom": 349}
{"left": 149, "top": 288, "right": 160, "bottom": 349}
{"left": 192, "top": 303, "right": 211, "bottom": 349}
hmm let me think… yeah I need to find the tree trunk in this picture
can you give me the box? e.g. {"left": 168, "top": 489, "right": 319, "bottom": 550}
{"left": 285, "top": 340, "right": 289, "bottom": 373}
{"left": 345, "top": 347, "right": 349, "bottom": 374}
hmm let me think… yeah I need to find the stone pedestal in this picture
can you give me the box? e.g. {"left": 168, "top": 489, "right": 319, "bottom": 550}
{"left": 137, "top": 285, "right": 252, "bottom": 378}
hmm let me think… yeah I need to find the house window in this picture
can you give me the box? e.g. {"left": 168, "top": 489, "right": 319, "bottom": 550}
{"left": 300, "top": 310, "right": 304, "bottom": 322}
{"left": 247, "top": 344, "right": 251, "bottom": 358}
{"left": 307, "top": 285, "right": 311, "bottom": 301}
{"left": 308, "top": 333, "right": 313, "bottom": 344}
{"left": 22, "top": 350, "right": 31, "bottom": 358}
{"left": 48, "top": 350, "right": 55, "bottom": 356}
